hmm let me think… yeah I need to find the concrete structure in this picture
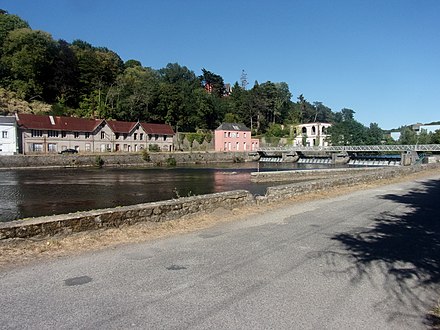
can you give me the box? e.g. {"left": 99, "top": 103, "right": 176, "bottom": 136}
{"left": 293, "top": 122, "right": 331, "bottom": 147}
{"left": 214, "top": 123, "right": 259, "bottom": 152}
{"left": 16, "top": 113, "right": 174, "bottom": 154}
{"left": 390, "top": 123, "right": 440, "bottom": 141}
{"left": 0, "top": 116, "right": 18, "bottom": 155}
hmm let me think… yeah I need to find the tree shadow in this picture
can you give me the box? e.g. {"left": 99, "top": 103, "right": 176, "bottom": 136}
{"left": 331, "top": 178, "right": 440, "bottom": 326}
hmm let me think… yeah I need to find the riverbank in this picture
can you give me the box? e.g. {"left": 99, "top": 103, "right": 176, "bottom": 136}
{"left": 1, "top": 163, "right": 440, "bottom": 269}
{"left": 0, "top": 151, "right": 258, "bottom": 169}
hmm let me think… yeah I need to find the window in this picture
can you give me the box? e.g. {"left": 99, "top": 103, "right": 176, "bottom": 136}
{"left": 48, "top": 143, "right": 57, "bottom": 152}
{"left": 224, "top": 132, "right": 227, "bottom": 138}
{"left": 85, "top": 143, "right": 91, "bottom": 152}
{"left": 155, "top": 134, "right": 159, "bottom": 140}
{"left": 31, "top": 143, "right": 43, "bottom": 152}
{"left": 244, "top": 132, "right": 247, "bottom": 138}
{"left": 48, "top": 130, "right": 59, "bottom": 137}
{"left": 134, "top": 133, "right": 137, "bottom": 140}
{"left": 101, "top": 132, "right": 105, "bottom": 139}
{"left": 2, "top": 131, "right": 7, "bottom": 139}
{"left": 31, "top": 130, "right": 43, "bottom": 137}
{"left": 74, "top": 132, "right": 80, "bottom": 138}
{"left": 140, "top": 133, "right": 144, "bottom": 140}
{"left": 62, "top": 131, "right": 67, "bottom": 138}
{"left": 85, "top": 132, "right": 90, "bottom": 139}
{"left": 123, "top": 133, "right": 127, "bottom": 140}
{"left": 115, "top": 133, "right": 120, "bottom": 139}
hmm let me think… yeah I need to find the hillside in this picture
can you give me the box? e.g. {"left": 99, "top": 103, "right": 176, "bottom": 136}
{"left": 0, "top": 88, "right": 51, "bottom": 115}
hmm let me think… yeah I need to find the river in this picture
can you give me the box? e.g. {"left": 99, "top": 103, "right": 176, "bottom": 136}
{"left": 0, "top": 162, "right": 338, "bottom": 222}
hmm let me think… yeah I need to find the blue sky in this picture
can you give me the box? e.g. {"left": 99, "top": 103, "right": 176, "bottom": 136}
{"left": 2, "top": 0, "right": 439, "bottom": 129}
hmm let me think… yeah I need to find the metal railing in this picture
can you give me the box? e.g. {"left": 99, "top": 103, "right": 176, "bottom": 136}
{"left": 257, "top": 144, "right": 440, "bottom": 153}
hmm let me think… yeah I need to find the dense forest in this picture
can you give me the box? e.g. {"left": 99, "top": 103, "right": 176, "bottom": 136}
{"left": 1, "top": 10, "right": 439, "bottom": 145}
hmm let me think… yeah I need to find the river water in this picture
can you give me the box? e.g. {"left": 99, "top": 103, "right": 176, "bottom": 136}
{"left": 0, "top": 162, "right": 337, "bottom": 222}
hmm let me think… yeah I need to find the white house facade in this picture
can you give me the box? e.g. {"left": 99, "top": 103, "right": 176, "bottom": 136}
{"left": 293, "top": 122, "right": 331, "bottom": 147}
{"left": 0, "top": 116, "right": 18, "bottom": 155}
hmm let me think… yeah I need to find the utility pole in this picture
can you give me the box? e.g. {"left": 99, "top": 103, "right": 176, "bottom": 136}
{"left": 240, "top": 70, "right": 248, "bottom": 90}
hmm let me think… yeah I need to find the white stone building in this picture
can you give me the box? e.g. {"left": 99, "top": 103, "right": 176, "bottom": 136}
{"left": 293, "top": 122, "right": 331, "bottom": 147}
{"left": 0, "top": 116, "right": 18, "bottom": 155}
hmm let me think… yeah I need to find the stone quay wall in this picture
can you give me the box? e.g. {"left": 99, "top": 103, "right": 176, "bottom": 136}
{"left": 0, "top": 151, "right": 255, "bottom": 169}
{"left": 0, "top": 190, "right": 253, "bottom": 240}
{"left": 258, "top": 163, "right": 439, "bottom": 203}
{"left": 251, "top": 167, "right": 383, "bottom": 183}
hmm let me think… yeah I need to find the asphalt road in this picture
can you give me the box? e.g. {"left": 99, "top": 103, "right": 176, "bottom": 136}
{"left": 1, "top": 174, "right": 440, "bottom": 329}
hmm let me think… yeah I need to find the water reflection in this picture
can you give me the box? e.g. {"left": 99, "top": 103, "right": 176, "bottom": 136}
{"left": 0, "top": 162, "right": 336, "bottom": 222}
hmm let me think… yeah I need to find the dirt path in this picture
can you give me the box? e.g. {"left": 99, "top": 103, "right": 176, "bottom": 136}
{"left": 1, "top": 166, "right": 439, "bottom": 270}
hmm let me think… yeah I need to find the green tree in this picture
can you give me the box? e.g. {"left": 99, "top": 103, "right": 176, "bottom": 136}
{"left": 328, "top": 109, "right": 368, "bottom": 145}
{"left": 0, "top": 10, "right": 30, "bottom": 55}
{"left": 71, "top": 40, "right": 124, "bottom": 117}
{"left": 157, "top": 63, "right": 200, "bottom": 130}
{"left": 200, "top": 68, "right": 225, "bottom": 98}
{"left": 1, "top": 28, "right": 57, "bottom": 100}
{"left": 365, "top": 122, "right": 384, "bottom": 145}
{"left": 398, "top": 126, "right": 418, "bottom": 145}
{"left": 46, "top": 39, "right": 80, "bottom": 106}
{"left": 431, "top": 129, "right": 440, "bottom": 144}
{"left": 106, "top": 66, "right": 159, "bottom": 121}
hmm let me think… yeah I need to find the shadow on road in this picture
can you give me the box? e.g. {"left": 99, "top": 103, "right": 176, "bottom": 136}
{"left": 331, "top": 178, "right": 440, "bottom": 326}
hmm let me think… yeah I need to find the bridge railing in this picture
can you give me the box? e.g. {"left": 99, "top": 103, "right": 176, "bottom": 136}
{"left": 257, "top": 144, "right": 440, "bottom": 153}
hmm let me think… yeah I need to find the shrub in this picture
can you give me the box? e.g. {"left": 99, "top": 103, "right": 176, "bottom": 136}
{"left": 94, "top": 156, "right": 104, "bottom": 168}
{"left": 166, "top": 157, "right": 177, "bottom": 166}
{"left": 141, "top": 149, "right": 150, "bottom": 162}
{"left": 149, "top": 144, "right": 160, "bottom": 152}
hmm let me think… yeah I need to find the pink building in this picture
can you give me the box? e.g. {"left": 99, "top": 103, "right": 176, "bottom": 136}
{"left": 214, "top": 123, "right": 259, "bottom": 152}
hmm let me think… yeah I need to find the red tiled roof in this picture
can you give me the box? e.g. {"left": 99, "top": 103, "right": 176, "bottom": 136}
{"left": 106, "top": 120, "right": 138, "bottom": 134}
{"left": 140, "top": 123, "right": 174, "bottom": 135}
{"left": 16, "top": 113, "right": 174, "bottom": 135}
{"left": 17, "top": 113, "right": 104, "bottom": 132}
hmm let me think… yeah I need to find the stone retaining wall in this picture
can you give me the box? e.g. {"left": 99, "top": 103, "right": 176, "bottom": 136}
{"left": 0, "top": 151, "right": 254, "bottom": 169}
{"left": 0, "top": 190, "right": 253, "bottom": 240}
{"left": 257, "top": 163, "right": 439, "bottom": 203}
{"left": 251, "top": 167, "right": 382, "bottom": 183}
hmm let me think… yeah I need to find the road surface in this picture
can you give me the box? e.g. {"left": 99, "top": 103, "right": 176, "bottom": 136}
{"left": 1, "top": 174, "right": 440, "bottom": 329}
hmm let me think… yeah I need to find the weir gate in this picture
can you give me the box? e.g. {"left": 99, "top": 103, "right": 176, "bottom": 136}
{"left": 257, "top": 144, "right": 440, "bottom": 166}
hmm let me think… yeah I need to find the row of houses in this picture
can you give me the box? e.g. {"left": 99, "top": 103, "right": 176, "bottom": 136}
{"left": 0, "top": 113, "right": 175, "bottom": 155}
{"left": 0, "top": 113, "right": 331, "bottom": 156}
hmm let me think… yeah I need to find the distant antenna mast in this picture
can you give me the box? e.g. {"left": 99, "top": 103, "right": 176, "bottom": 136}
{"left": 240, "top": 70, "right": 248, "bottom": 90}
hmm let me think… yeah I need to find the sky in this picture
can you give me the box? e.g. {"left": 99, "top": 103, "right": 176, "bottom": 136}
{"left": 2, "top": 0, "right": 440, "bottom": 129}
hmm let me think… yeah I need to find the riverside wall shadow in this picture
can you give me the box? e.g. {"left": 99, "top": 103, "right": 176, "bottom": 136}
{"left": 1, "top": 163, "right": 439, "bottom": 240}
